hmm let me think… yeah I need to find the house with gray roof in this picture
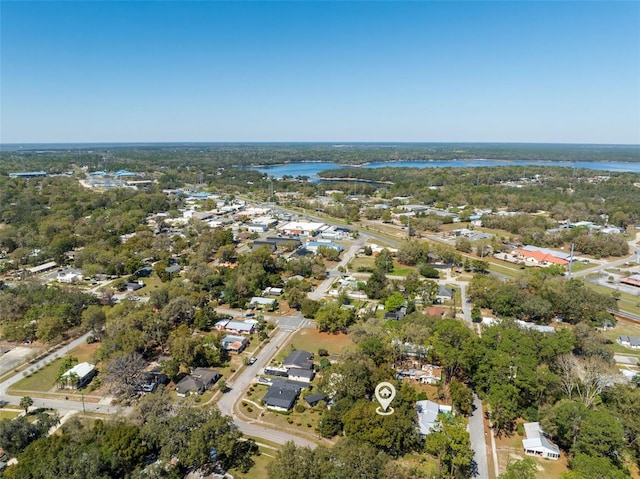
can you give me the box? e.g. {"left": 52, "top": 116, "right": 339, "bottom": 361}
{"left": 283, "top": 350, "right": 313, "bottom": 370}
{"left": 522, "top": 422, "right": 560, "bottom": 460}
{"left": 263, "top": 380, "right": 303, "bottom": 412}
{"left": 175, "top": 368, "right": 221, "bottom": 397}
{"left": 618, "top": 335, "right": 640, "bottom": 349}
{"left": 416, "top": 400, "right": 452, "bottom": 437}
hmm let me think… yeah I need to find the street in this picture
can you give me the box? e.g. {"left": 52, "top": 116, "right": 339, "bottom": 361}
{"left": 216, "top": 326, "right": 318, "bottom": 448}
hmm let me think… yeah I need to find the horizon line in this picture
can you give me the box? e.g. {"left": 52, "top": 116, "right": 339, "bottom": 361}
{"left": 2, "top": 141, "right": 639, "bottom": 147}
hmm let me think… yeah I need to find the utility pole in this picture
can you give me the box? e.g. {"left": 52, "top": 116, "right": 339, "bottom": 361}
{"left": 568, "top": 243, "right": 575, "bottom": 278}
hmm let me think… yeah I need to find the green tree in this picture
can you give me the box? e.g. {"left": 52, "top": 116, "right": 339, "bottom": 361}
{"left": 384, "top": 291, "right": 405, "bottom": 312}
{"left": 425, "top": 414, "right": 474, "bottom": 479}
{"left": 374, "top": 248, "right": 394, "bottom": 273}
{"left": 429, "top": 319, "right": 474, "bottom": 383}
{"left": 315, "top": 302, "right": 355, "bottom": 333}
{"left": 498, "top": 457, "right": 537, "bottom": 479}
{"left": 20, "top": 396, "right": 33, "bottom": 414}
{"left": 81, "top": 305, "right": 106, "bottom": 339}
{"left": 449, "top": 380, "right": 473, "bottom": 416}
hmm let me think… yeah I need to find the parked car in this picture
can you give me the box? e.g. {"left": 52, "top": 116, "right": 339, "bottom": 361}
{"left": 249, "top": 357, "right": 257, "bottom": 365}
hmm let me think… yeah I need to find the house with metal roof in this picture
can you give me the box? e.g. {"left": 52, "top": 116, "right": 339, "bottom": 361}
{"left": 416, "top": 400, "right": 452, "bottom": 437}
{"left": 618, "top": 335, "right": 640, "bottom": 349}
{"left": 522, "top": 422, "right": 560, "bottom": 460}
{"left": 59, "top": 362, "right": 97, "bottom": 389}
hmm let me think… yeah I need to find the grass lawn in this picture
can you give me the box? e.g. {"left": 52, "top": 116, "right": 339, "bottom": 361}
{"left": 285, "top": 329, "right": 353, "bottom": 357}
{"left": 10, "top": 357, "right": 65, "bottom": 393}
{"left": 9, "top": 342, "right": 100, "bottom": 394}
{"left": 390, "top": 265, "right": 414, "bottom": 277}
{"left": 135, "top": 276, "right": 164, "bottom": 296}
{"left": 231, "top": 445, "right": 275, "bottom": 479}
{"left": 242, "top": 383, "right": 323, "bottom": 436}
{"left": 486, "top": 259, "right": 521, "bottom": 278}
{"left": 601, "top": 319, "right": 640, "bottom": 358}
{"left": 586, "top": 283, "right": 640, "bottom": 317}
{"left": 349, "top": 256, "right": 375, "bottom": 271}
{"left": 0, "top": 410, "right": 21, "bottom": 420}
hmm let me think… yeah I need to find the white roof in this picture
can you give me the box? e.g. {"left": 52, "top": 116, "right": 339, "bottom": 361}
{"left": 522, "top": 422, "right": 560, "bottom": 454}
{"left": 416, "top": 400, "right": 452, "bottom": 435}
{"left": 224, "top": 320, "right": 254, "bottom": 331}
{"left": 280, "top": 221, "right": 325, "bottom": 232}
{"left": 28, "top": 261, "right": 57, "bottom": 273}
{"left": 250, "top": 297, "right": 277, "bottom": 305}
{"left": 61, "top": 362, "right": 95, "bottom": 380}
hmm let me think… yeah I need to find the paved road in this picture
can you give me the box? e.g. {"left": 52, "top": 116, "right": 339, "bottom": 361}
{"left": 216, "top": 326, "right": 318, "bottom": 448}
{"left": 469, "top": 393, "right": 489, "bottom": 479}
{"left": 308, "top": 236, "right": 367, "bottom": 301}
{"left": 572, "top": 240, "right": 639, "bottom": 279}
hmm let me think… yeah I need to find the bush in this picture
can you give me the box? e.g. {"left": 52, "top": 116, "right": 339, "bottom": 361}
{"left": 516, "top": 422, "right": 525, "bottom": 436}
{"left": 295, "top": 404, "right": 306, "bottom": 413}
{"left": 318, "top": 348, "right": 329, "bottom": 357}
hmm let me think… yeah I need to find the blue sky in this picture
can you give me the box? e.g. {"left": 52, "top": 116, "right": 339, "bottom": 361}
{"left": 1, "top": 1, "right": 639, "bottom": 144}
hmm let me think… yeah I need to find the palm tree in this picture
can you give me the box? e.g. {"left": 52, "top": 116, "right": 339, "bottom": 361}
{"left": 20, "top": 396, "right": 33, "bottom": 415}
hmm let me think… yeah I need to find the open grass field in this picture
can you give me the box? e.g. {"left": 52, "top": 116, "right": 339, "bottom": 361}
{"left": 8, "top": 341, "right": 100, "bottom": 394}
{"left": 231, "top": 445, "right": 275, "bottom": 479}
{"left": 586, "top": 283, "right": 640, "bottom": 317}
{"left": 0, "top": 409, "right": 21, "bottom": 420}
{"left": 285, "top": 329, "right": 353, "bottom": 357}
{"left": 486, "top": 259, "right": 521, "bottom": 278}
{"left": 10, "top": 357, "right": 66, "bottom": 393}
{"left": 602, "top": 319, "right": 640, "bottom": 358}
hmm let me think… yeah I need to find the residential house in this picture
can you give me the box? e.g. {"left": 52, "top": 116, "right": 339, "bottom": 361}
{"left": 416, "top": 400, "right": 453, "bottom": 437}
{"left": 436, "top": 285, "right": 454, "bottom": 304}
{"left": 263, "top": 379, "right": 306, "bottom": 412}
{"left": 522, "top": 422, "right": 560, "bottom": 460}
{"left": 618, "top": 335, "right": 640, "bottom": 349}
{"left": 59, "top": 362, "right": 97, "bottom": 390}
{"left": 175, "top": 368, "right": 221, "bottom": 397}
{"left": 304, "top": 393, "right": 327, "bottom": 407}
{"left": 283, "top": 350, "right": 313, "bottom": 370}
{"left": 397, "top": 365, "right": 442, "bottom": 385}
{"left": 57, "top": 268, "right": 83, "bottom": 283}
{"left": 288, "top": 368, "right": 314, "bottom": 383}
{"left": 263, "top": 287, "right": 283, "bottom": 296}
{"left": 248, "top": 297, "right": 277, "bottom": 311}
{"left": 124, "top": 282, "right": 145, "bottom": 292}
{"left": 165, "top": 264, "right": 181, "bottom": 278}
{"left": 215, "top": 319, "right": 255, "bottom": 335}
{"left": 221, "top": 335, "right": 248, "bottom": 353}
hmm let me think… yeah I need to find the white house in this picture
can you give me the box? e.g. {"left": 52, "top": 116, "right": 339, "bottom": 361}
{"left": 618, "top": 335, "right": 640, "bottom": 349}
{"left": 249, "top": 297, "right": 277, "bottom": 310}
{"left": 57, "top": 269, "right": 83, "bottom": 283}
{"left": 60, "top": 362, "right": 97, "bottom": 389}
{"left": 522, "top": 422, "right": 560, "bottom": 460}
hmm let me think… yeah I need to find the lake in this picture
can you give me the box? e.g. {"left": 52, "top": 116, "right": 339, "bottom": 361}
{"left": 251, "top": 159, "right": 640, "bottom": 181}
